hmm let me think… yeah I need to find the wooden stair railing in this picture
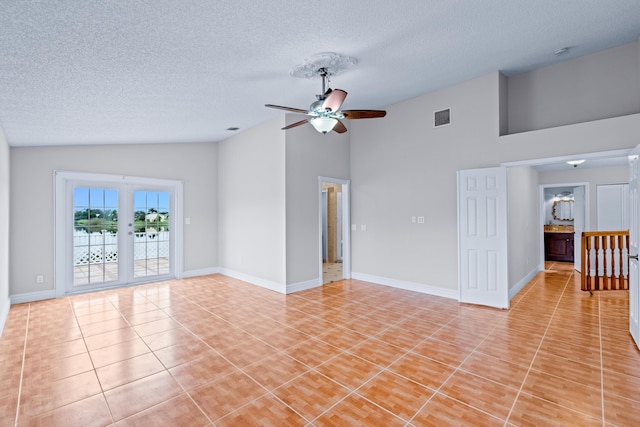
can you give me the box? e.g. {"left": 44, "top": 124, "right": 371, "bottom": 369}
{"left": 581, "top": 230, "right": 629, "bottom": 292}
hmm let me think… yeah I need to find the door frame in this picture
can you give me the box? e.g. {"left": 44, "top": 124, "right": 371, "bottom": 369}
{"left": 628, "top": 145, "right": 640, "bottom": 349}
{"left": 54, "top": 171, "right": 184, "bottom": 297}
{"left": 318, "top": 176, "right": 350, "bottom": 283}
{"left": 538, "top": 182, "right": 589, "bottom": 271}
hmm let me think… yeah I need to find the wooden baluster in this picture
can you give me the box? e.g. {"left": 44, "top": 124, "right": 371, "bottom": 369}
{"left": 582, "top": 233, "right": 589, "bottom": 291}
{"left": 625, "top": 233, "right": 630, "bottom": 290}
{"left": 602, "top": 236, "right": 611, "bottom": 289}
{"left": 595, "top": 236, "right": 601, "bottom": 290}
{"left": 616, "top": 234, "right": 623, "bottom": 289}
{"left": 609, "top": 234, "right": 622, "bottom": 289}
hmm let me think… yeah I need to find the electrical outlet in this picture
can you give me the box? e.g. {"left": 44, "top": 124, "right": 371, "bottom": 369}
{"left": 36, "top": 275, "right": 44, "bottom": 283}
{"left": 417, "top": 216, "right": 425, "bottom": 224}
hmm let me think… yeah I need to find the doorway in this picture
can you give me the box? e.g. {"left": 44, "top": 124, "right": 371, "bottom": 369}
{"left": 55, "top": 171, "right": 183, "bottom": 296}
{"left": 539, "top": 183, "right": 588, "bottom": 271}
{"left": 319, "top": 177, "right": 350, "bottom": 284}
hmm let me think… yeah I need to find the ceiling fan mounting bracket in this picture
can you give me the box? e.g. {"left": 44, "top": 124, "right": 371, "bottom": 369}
{"left": 289, "top": 52, "right": 358, "bottom": 80}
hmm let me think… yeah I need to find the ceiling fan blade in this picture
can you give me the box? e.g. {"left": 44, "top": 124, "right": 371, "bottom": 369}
{"left": 265, "top": 104, "right": 309, "bottom": 114}
{"left": 333, "top": 120, "right": 347, "bottom": 134}
{"left": 281, "top": 119, "right": 308, "bottom": 130}
{"left": 342, "top": 110, "right": 387, "bottom": 119}
{"left": 322, "top": 89, "right": 347, "bottom": 112}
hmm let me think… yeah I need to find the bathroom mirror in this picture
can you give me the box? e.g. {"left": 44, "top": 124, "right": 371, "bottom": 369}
{"left": 552, "top": 200, "right": 574, "bottom": 221}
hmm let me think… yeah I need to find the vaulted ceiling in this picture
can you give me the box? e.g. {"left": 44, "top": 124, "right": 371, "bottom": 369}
{"left": 1, "top": 1, "right": 639, "bottom": 147}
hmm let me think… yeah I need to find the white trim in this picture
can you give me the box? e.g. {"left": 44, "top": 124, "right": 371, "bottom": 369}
{"left": 182, "top": 267, "right": 220, "bottom": 278}
{"left": 509, "top": 267, "right": 540, "bottom": 300}
{"left": 11, "top": 290, "right": 58, "bottom": 304}
{"left": 286, "top": 278, "right": 322, "bottom": 294}
{"left": 217, "top": 268, "right": 287, "bottom": 294}
{"left": 0, "top": 296, "right": 10, "bottom": 337}
{"left": 500, "top": 148, "right": 631, "bottom": 169}
{"left": 54, "top": 171, "right": 184, "bottom": 296}
{"left": 351, "top": 272, "right": 458, "bottom": 300}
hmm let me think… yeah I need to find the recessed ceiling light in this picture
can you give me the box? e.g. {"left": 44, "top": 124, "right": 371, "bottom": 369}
{"left": 566, "top": 159, "right": 585, "bottom": 167}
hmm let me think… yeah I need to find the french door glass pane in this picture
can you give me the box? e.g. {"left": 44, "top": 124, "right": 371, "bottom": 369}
{"left": 133, "top": 190, "right": 170, "bottom": 278}
{"left": 73, "top": 187, "right": 119, "bottom": 285}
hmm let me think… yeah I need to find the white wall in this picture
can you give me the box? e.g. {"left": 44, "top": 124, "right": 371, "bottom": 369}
{"left": 349, "top": 42, "right": 640, "bottom": 294}
{"left": 284, "top": 116, "right": 350, "bottom": 288}
{"left": 0, "top": 126, "right": 10, "bottom": 333}
{"left": 6, "top": 40, "right": 640, "bottom": 303}
{"left": 350, "top": 73, "right": 501, "bottom": 292}
{"left": 10, "top": 142, "right": 218, "bottom": 296}
{"left": 507, "top": 166, "right": 540, "bottom": 291}
{"left": 217, "top": 117, "right": 287, "bottom": 289}
{"left": 508, "top": 41, "right": 640, "bottom": 134}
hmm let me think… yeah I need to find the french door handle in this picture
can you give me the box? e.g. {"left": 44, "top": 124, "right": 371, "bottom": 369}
{"left": 630, "top": 254, "right": 639, "bottom": 260}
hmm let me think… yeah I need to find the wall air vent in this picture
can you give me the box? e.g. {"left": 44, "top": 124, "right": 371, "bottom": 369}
{"left": 434, "top": 108, "right": 451, "bottom": 127}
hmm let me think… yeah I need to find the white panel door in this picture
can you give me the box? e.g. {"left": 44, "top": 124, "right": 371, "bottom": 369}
{"left": 573, "top": 185, "right": 585, "bottom": 272}
{"left": 458, "top": 167, "right": 509, "bottom": 309}
{"left": 628, "top": 147, "right": 640, "bottom": 349}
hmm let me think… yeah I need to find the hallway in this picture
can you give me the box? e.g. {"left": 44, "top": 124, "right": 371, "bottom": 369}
{"left": 0, "top": 262, "right": 639, "bottom": 425}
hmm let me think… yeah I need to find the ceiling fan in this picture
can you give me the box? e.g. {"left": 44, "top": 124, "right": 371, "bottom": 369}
{"left": 265, "top": 67, "right": 386, "bottom": 134}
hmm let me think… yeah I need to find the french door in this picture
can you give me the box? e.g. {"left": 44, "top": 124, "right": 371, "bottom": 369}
{"left": 55, "top": 172, "right": 183, "bottom": 295}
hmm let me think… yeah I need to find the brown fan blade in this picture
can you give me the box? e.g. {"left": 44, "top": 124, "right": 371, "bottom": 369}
{"left": 342, "top": 110, "right": 387, "bottom": 119}
{"left": 281, "top": 119, "right": 308, "bottom": 130}
{"left": 322, "top": 89, "right": 347, "bottom": 112}
{"left": 333, "top": 120, "right": 347, "bottom": 134}
{"left": 265, "top": 104, "right": 309, "bottom": 115}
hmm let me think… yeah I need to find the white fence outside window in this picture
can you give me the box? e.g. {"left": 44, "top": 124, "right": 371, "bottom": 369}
{"left": 73, "top": 230, "right": 169, "bottom": 265}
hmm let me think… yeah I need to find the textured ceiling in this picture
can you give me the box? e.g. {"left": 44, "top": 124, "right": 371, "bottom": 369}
{"left": 1, "top": 1, "right": 639, "bottom": 147}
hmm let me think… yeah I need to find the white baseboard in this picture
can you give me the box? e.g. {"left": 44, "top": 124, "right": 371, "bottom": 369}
{"left": 217, "top": 268, "right": 287, "bottom": 294}
{"left": 10, "top": 289, "right": 58, "bottom": 305}
{"left": 0, "top": 296, "right": 10, "bottom": 338}
{"left": 509, "top": 267, "right": 541, "bottom": 300}
{"left": 181, "top": 267, "right": 220, "bottom": 279}
{"left": 286, "top": 278, "right": 322, "bottom": 294}
{"left": 351, "top": 272, "right": 458, "bottom": 300}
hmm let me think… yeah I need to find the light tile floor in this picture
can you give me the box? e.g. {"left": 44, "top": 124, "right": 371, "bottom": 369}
{"left": 1, "top": 262, "right": 639, "bottom": 426}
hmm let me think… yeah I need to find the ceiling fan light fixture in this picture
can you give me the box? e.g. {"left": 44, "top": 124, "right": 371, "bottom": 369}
{"left": 310, "top": 117, "right": 338, "bottom": 134}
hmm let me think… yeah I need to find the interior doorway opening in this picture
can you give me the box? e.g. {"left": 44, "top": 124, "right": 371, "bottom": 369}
{"left": 539, "top": 183, "right": 588, "bottom": 272}
{"left": 319, "top": 177, "right": 350, "bottom": 285}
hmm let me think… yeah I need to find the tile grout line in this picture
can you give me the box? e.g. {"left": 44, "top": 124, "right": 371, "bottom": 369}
{"left": 307, "top": 304, "right": 458, "bottom": 425}
{"left": 13, "top": 303, "right": 30, "bottom": 427}
{"left": 502, "top": 267, "right": 574, "bottom": 426}
{"left": 404, "top": 309, "right": 517, "bottom": 426}
{"left": 597, "top": 291, "right": 605, "bottom": 427}
{"left": 69, "top": 294, "right": 117, "bottom": 426}
{"left": 151, "top": 287, "right": 309, "bottom": 426}
{"left": 103, "top": 288, "right": 218, "bottom": 426}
